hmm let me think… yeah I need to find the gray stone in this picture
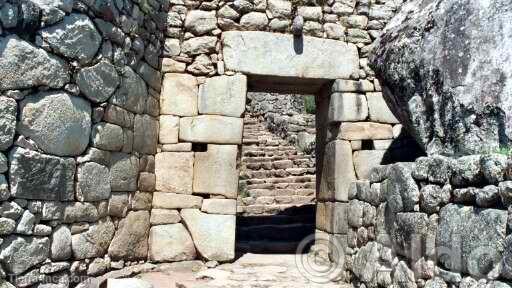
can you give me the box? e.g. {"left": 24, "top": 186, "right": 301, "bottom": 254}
{"left": 109, "top": 211, "right": 150, "bottom": 261}
{"left": 150, "top": 209, "right": 181, "bottom": 225}
{"left": 149, "top": 224, "right": 196, "bottom": 262}
{"left": 198, "top": 75, "right": 247, "bottom": 117}
{"left": 328, "top": 93, "right": 368, "bottom": 122}
{"left": 33, "top": 224, "right": 51, "bottom": 236}
{"left": 424, "top": 277, "right": 447, "bottom": 288}
{"left": 76, "top": 162, "right": 111, "bottom": 202}
{"left": 450, "top": 155, "right": 483, "bottom": 186}
{"left": 384, "top": 163, "right": 419, "bottom": 212}
{"left": 393, "top": 261, "right": 417, "bottom": 288}
{"left": 393, "top": 213, "right": 429, "bottom": 259}
{"left": 91, "top": 122, "right": 123, "bottom": 151}
{"left": 499, "top": 181, "right": 512, "bottom": 206}
{"left": 108, "top": 192, "right": 129, "bottom": 217}
{"left": 476, "top": 185, "right": 500, "bottom": 207}
{"left": 352, "top": 241, "right": 380, "bottom": 286}
{"left": 268, "top": 0, "right": 292, "bottom": 18}
{"left": 0, "top": 3, "right": 18, "bottom": 28}
{"left": 40, "top": 13, "right": 101, "bottom": 64}
{"left": 0, "top": 153, "right": 7, "bottom": 173}
{"left": 63, "top": 202, "right": 98, "bottom": 223}
{"left": 110, "top": 153, "right": 139, "bottom": 192}
{"left": 181, "top": 36, "right": 217, "bottom": 56}
{"left": 9, "top": 147, "right": 75, "bottom": 201}
{"left": 223, "top": 31, "right": 358, "bottom": 80}
{"left": 181, "top": 209, "right": 235, "bottom": 261}
{"left": 0, "top": 236, "right": 50, "bottom": 275}
{"left": 420, "top": 184, "right": 450, "bottom": 214}
{"left": 51, "top": 225, "right": 72, "bottom": 261}
{"left": 76, "top": 61, "right": 120, "bottom": 103}
{"left": 481, "top": 154, "right": 507, "bottom": 184}
{"left": 298, "top": 6, "right": 322, "bottom": 21}
{"left": 0, "top": 202, "right": 23, "bottom": 220}
{"left": 107, "top": 279, "right": 153, "bottom": 288}
{"left": 72, "top": 217, "right": 115, "bottom": 260}
{"left": 292, "top": 15, "right": 304, "bottom": 35}
{"left": 15, "top": 210, "right": 36, "bottom": 235}
{"left": 179, "top": 115, "right": 243, "bottom": 144}
{"left": 193, "top": 145, "right": 238, "bottom": 199}
{"left": 370, "top": 0, "right": 512, "bottom": 155}
{"left": 437, "top": 204, "right": 507, "bottom": 277}
{"left": 77, "top": 147, "right": 111, "bottom": 166}
{"left": 0, "top": 35, "right": 70, "bottom": 90}
{"left": 240, "top": 12, "right": 268, "bottom": 30}
{"left": 110, "top": 66, "right": 148, "bottom": 114}
{"left": 133, "top": 114, "right": 158, "bottom": 155}
{"left": 0, "top": 97, "right": 16, "bottom": 151}
{"left": 0, "top": 175, "right": 9, "bottom": 201}
{"left": 0, "top": 218, "right": 15, "bottom": 235}
{"left": 184, "top": 10, "right": 217, "bottom": 35}
{"left": 18, "top": 91, "right": 91, "bottom": 156}
{"left": 40, "top": 261, "right": 70, "bottom": 274}
{"left": 42, "top": 202, "right": 64, "bottom": 221}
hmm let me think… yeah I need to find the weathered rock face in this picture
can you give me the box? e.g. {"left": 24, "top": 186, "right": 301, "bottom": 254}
{"left": 0, "top": 35, "right": 70, "bottom": 90}
{"left": 370, "top": 0, "right": 512, "bottom": 156}
{"left": 9, "top": 147, "right": 75, "bottom": 201}
{"left": 108, "top": 211, "right": 150, "bottom": 260}
{"left": 71, "top": 217, "right": 115, "bottom": 260}
{"left": 0, "top": 97, "right": 16, "bottom": 151}
{"left": 148, "top": 223, "right": 196, "bottom": 262}
{"left": 18, "top": 91, "right": 92, "bottom": 156}
{"left": 0, "top": 236, "right": 50, "bottom": 275}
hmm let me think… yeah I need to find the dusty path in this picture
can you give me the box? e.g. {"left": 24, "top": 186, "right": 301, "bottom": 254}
{"left": 135, "top": 253, "right": 352, "bottom": 288}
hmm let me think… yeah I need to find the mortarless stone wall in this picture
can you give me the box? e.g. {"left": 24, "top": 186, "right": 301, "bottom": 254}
{"left": 332, "top": 154, "right": 512, "bottom": 287}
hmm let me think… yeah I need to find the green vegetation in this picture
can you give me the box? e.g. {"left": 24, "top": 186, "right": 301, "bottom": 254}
{"left": 304, "top": 95, "right": 316, "bottom": 114}
{"left": 497, "top": 146, "right": 512, "bottom": 156}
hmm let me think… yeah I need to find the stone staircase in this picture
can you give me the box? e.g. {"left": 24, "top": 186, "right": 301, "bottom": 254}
{"left": 237, "top": 114, "right": 317, "bottom": 253}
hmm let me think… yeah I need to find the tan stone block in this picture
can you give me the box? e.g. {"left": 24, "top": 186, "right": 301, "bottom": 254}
{"left": 337, "top": 122, "right": 393, "bottom": 140}
{"left": 373, "top": 139, "right": 393, "bottom": 150}
{"left": 198, "top": 75, "right": 247, "bottom": 117}
{"left": 331, "top": 79, "right": 374, "bottom": 92}
{"left": 160, "top": 73, "right": 198, "bottom": 116}
{"left": 155, "top": 152, "right": 194, "bottom": 194}
{"left": 328, "top": 93, "right": 368, "bottom": 122}
{"left": 159, "top": 115, "right": 180, "bottom": 144}
{"left": 366, "top": 92, "right": 399, "bottom": 124}
{"left": 150, "top": 209, "right": 181, "bottom": 225}
{"left": 316, "top": 202, "right": 348, "bottom": 234}
{"left": 152, "top": 192, "right": 203, "bottom": 209}
{"left": 148, "top": 224, "right": 196, "bottom": 262}
{"left": 201, "top": 199, "right": 237, "bottom": 215}
{"left": 161, "top": 143, "right": 192, "bottom": 152}
{"left": 161, "top": 58, "right": 186, "bottom": 73}
{"left": 319, "top": 140, "right": 356, "bottom": 202}
{"left": 353, "top": 150, "right": 386, "bottom": 180}
{"left": 194, "top": 145, "right": 238, "bottom": 199}
{"left": 179, "top": 115, "right": 243, "bottom": 144}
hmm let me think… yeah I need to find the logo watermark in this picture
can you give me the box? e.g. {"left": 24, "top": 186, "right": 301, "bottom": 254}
{"left": 295, "top": 233, "right": 345, "bottom": 283}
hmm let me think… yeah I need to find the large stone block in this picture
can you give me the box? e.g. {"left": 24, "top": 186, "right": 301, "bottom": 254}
{"left": 0, "top": 35, "right": 70, "bottom": 90}
{"left": 150, "top": 209, "right": 181, "bottom": 225}
{"left": 160, "top": 73, "right": 198, "bottom": 116}
{"left": 366, "top": 92, "right": 399, "bottom": 124}
{"left": 152, "top": 192, "right": 203, "bottom": 209}
{"left": 9, "top": 147, "right": 75, "bottom": 201}
{"left": 198, "top": 75, "right": 247, "bottom": 117}
{"left": 149, "top": 224, "right": 196, "bottom": 262}
{"left": 223, "top": 31, "right": 358, "bottom": 79}
{"left": 0, "top": 97, "right": 16, "bottom": 151}
{"left": 76, "top": 61, "right": 120, "bottom": 103}
{"left": 51, "top": 225, "right": 71, "bottom": 261}
{"left": 90, "top": 122, "right": 124, "bottom": 151}
{"left": 108, "top": 211, "right": 150, "bottom": 261}
{"left": 18, "top": 91, "right": 92, "bottom": 156}
{"left": 39, "top": 13, "right": 101, "bottom": 64}
{"left": 181, "top": 209, "right": 235, "bottom": 262}
{"left": 334, "top": 122, "right": 393, "bottom": 140}
{"left": 179, "top": 115, "right": 243, "bottom": 144}
{"left": 72, "top": 217, "right": 115, "bottom": 260}
{"left": 437, "top": 204, "right": 507, "bottom": 277}
{"left": 353, "top": 150, "right": 387, "bottom": 180}
{"left": 159, "top": 115, "right": 180, "bottom": 144}
{"left": 316, "top": 201, "right": 348, "bottom": 234}
{"left": 319, "top": 140, "right": 356, "bottom": 202}
{"left": 0, "top": 236, "right": 50, "bottom": 275}
{"left": 155, "top": 152, "right": 194, "bottom": 194}
{"left": 110, "top": 153, "right": 139, "bottom": 192}
{"left": 194, "top": 145, "right": 238, "bottom": 198}
{"left": 328, "top": 93, "right": 368, "bottom": 122}
{"left": 76, "top": 162, "right": 111, "bottom": 202}
{"left": 184, "top": 10, "right": 217, "bottom": 35}
{"left": 201, "top": 199, "right": 237, "bottom": 215}
{"left": 133, "top": 114, "right": 158, "bottom": 155}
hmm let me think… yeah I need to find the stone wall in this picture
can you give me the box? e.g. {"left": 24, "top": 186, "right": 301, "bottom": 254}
{"left": 334, "top": 154, "right": 512, "bottom": 287}
{"left": 0, "top": 0, "right": 164, "bottom": 287}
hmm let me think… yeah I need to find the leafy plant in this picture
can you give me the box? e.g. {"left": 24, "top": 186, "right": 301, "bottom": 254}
{"left": 304, "top": 95, "right": 316, "bottom": 114}
{"left": 497, "top": 147, "right": 512, "bottom": 156}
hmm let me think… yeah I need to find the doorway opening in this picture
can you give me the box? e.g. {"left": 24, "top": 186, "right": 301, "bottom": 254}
{"left": 236, "top": 91, "right": 318, "bottom": 254}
